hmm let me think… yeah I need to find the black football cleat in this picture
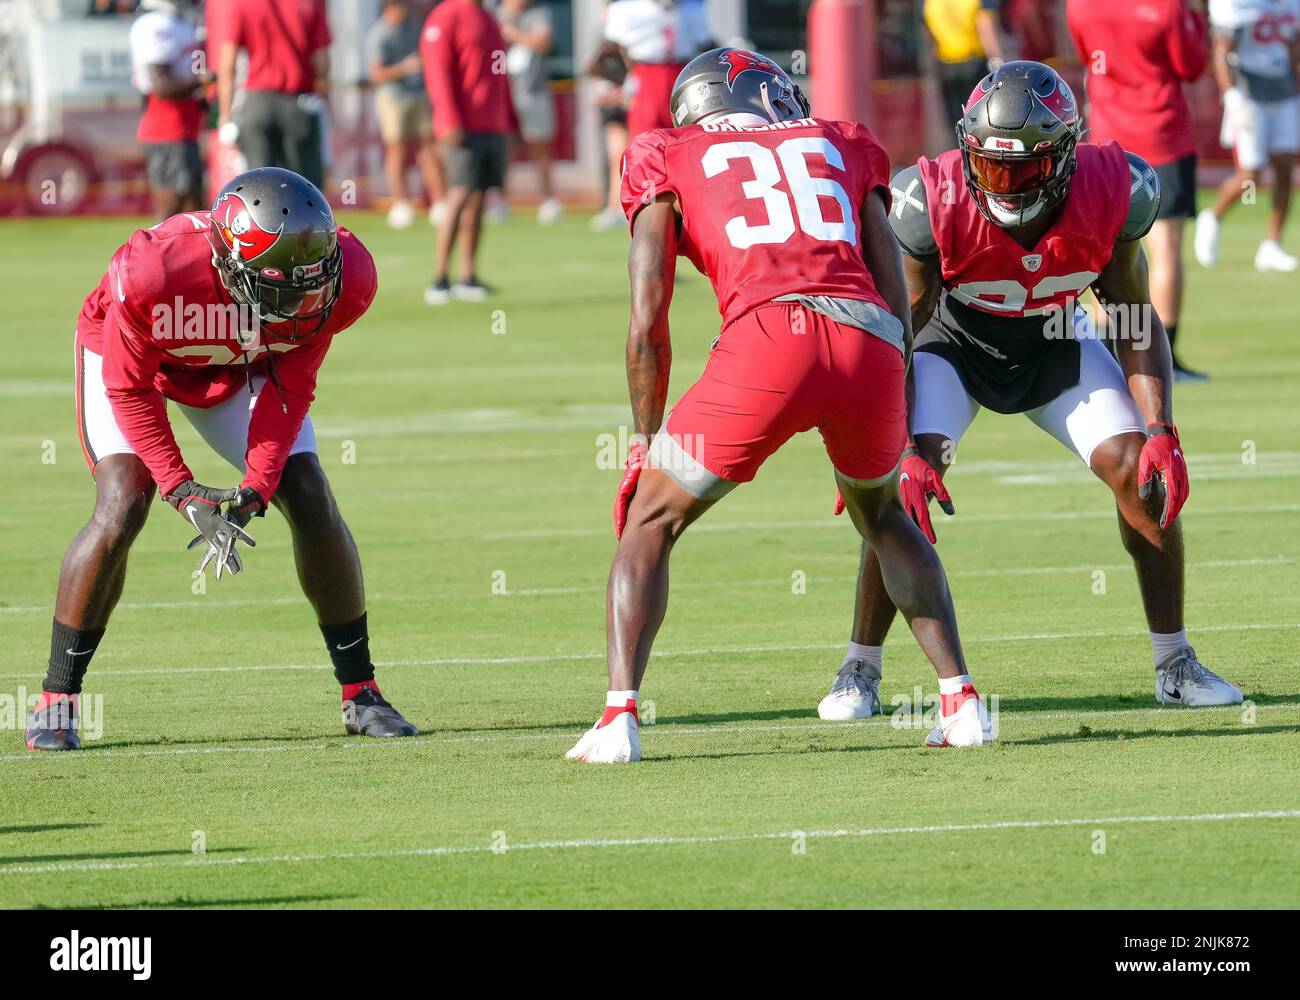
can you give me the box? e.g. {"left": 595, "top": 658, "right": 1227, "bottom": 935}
{"left": 342, "top": 688, "right": 418, "bottom": 738}
{"left": 25, "top": 694, "right": 81, "bottom": 751}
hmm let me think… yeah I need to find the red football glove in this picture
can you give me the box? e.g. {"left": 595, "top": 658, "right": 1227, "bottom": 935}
{"left": 612, "top": 440, "right": 648, "bottom": 540}
{"left": 834, "top": 451, "right": 954, "bottom": 543}
{"left": 1138, "top": 423, "right": 1189, "bottom": 529}
{"left": 898, "top": 451, "right": 954, "bottom": 544}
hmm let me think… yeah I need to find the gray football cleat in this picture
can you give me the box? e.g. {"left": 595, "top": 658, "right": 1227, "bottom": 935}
{"left": 817, "top": 660, "right": 882, "bottom": 720}
{"left": 1155, "top": 647, "right": 1243, "bottom": 707}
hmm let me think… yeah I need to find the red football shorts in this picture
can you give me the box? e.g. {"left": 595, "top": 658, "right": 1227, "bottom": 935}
{"left": 652, "top": 303, "right": 907, "bottom": 496}
{"left": 627, "top": 62, "right": 686, "bottom": 136}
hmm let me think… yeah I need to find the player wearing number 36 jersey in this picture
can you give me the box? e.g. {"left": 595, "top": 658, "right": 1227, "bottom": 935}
{"left": 817, "top": 62, "right": 1242, "bottom": 724}
{"left": 567, "top": 48, "right": 995, "bottom": 764}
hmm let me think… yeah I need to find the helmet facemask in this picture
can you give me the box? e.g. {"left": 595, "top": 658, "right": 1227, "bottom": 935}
{"left": 958, "top": 129, "right": 1078, "bottom": 228}
{"left": 209, "top": 234, "right": 342, "bottom": 341}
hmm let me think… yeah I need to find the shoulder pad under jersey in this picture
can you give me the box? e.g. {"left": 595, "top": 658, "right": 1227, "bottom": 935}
{"left": 887, "top": 164, "right": 938, "bottom": 258}
{"left": 1119, "top": 152, "right": 1161, "bottom": 242}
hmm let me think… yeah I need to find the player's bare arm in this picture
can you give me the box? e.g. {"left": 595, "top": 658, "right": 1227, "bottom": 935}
{"left": 858, "top": 190, "right": 915, "bottom": 352}
{"left": 1095, "top": 238, "right": 1173, "bottom": 426}
{"left": 625, "top": 194, "right": 679, "bottom": 442}
{"left": 611, "top": 194, "right": 679, "bottom": 540}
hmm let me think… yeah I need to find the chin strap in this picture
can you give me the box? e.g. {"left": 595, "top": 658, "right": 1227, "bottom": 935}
{"left": 759, "top": 81, "right": 779, "bottom": 124}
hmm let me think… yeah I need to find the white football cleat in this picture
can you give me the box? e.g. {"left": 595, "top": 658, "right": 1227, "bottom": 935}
{"left": 817, "top": 661, "right": 881, "bottom": 720}
{"left": 1155, "top": 648, "right": 1243, "bottom": 706}
{"left": 925, "top": 684, "right": 994, "bottom": 747}
{"left": 387, "top": 199, "right": 415, "bottom": 229}
{"left": 565, "top": 708, "right": 641, "bottom": 764}
{"left": 1255, "top": 239, "right": 1299, "bottom": 272}
{"left": 428, "top": 200, "right": 450, "bottom": 228}
{"left": 537, "top": 197, "right": 563, "bottom": 226}
{"left": 1193, "top": 209, "right": 1220, "bottom": 267}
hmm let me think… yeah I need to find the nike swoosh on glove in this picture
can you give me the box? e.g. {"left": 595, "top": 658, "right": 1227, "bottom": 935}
{"left": 613, "top": 439, "right": 648, "bottom": 540}
{"left": 898, "top": 451, "right": 953, "bottom": 544}
{"left": 1138, "top": 424, "right": 1189, "bottom": 529}
{"left": 186, "top": 486, "right": 266, "bottom": 577}
{"left": 167, "top": 480, "right": 256, "bottom": 580}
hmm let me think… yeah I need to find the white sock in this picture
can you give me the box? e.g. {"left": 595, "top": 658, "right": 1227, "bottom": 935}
{"left": 844, "top": 642, "right": 883, "bottom": 680}
{"left": 1150, "top": 629, "right": 1188, "bottom": 667}
{"left": 606, "top": 689, "right": 638, "bottom": 707}
{"left": 938, "top": 673, "right": 973, "bottom": 695}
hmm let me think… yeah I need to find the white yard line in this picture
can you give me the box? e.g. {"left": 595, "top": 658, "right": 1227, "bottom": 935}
{"left": 0, "top": 556, "right": 1289, "bottom": 615}
{"left": 0, "top": 810, "right": 1296, "bottom": 877}
{"left": 0, "top": 620, "right": 1293, "bottom": 679}
{"left": 0, "top": 701, "right": 1293, "bottom": 764}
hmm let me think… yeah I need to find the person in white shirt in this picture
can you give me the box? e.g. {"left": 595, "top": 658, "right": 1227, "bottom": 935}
{"left": 1196, "top": 0, "right": 1300, "bottom": 271}
{"left": 602, "top": 0, "right": 713, "bottom": 135}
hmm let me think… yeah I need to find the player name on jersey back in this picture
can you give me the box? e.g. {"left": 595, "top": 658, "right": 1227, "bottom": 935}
{"left": 621, "top": 117, "right": 897, "bottom": 330}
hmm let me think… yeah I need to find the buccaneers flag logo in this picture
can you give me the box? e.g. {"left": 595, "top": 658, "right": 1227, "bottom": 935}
{"left": 719, "top": 50, "right": 783, "bottom": 91}
{"left": 212, "top": 191, "right": 283, "bottom": 261}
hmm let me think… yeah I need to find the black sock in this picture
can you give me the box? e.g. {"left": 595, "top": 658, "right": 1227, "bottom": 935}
{"left": 44, "top": 619, "right": 105, "bottom": 695}
{"left": 320, "top": 613, "right": 374, "bottom": 685}
{"left": 1166, "top": 323, "right": 1179, "bottom": 359}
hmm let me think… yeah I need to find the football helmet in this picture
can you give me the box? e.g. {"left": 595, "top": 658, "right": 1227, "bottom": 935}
{"left": 207, "top": 167, "right": 342, "bottom": 338}
{"left": 669, "top": 47, "right": 810, "bottom": 128}
{"left": 956, "top": 61, "right": 1083, "bottom": 228}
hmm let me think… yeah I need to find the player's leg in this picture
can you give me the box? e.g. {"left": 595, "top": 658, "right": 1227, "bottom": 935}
{"left": 1257, "top": 150, "right": 1298, "bottom": 271}
{"left": 1146, "top": 161, "right": 1207, "bottom": 380}
{"left": 456, "top": 188, "right": 485, "bottom": 287}
{"left": 1027, "top": 337, "right": 1240, "bottom": 706}
{"left": 28, "top": 347, "right": 155, "bottom": 750}
{"left": 180, "top": 385, "right": 417, "bottom": 737}
{"left": 824, "top": 328, "right": 990, "bottom": 747}
{"left": 429, "top": 182, "right": 468, "bottom": 301}
{"left": 566, "top": 466, "right": 726, "bottom": 764}
{"left": 568, "top": 304, "right": 806, "bottom": 762}
{"left": 823, "top": 350, "right": 978, "bottom": 720}
{"left": 1198, "top": 101, "right": 1265, "bottom": 267}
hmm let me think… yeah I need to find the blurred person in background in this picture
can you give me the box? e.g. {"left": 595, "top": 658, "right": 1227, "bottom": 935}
{"left": 1068, "top": 0, "right": 1212, "bottom": 382}
{"left": 130, "top": 0, "right": 207, "bottom": 219}
{"left": 1003, "top": 0, "right": 1056, "bottom": 64}
{"left": 602, "top": 0, "right": 712, "bottom": 137}
{"left": 499, "top": 0, "right": 562, "bottom": 226}
{"left": 1196, "top": 0, "right": 1300, "bottom": 274}
{"left": 369, "top": 0, "right": 445, "bottom": 230}
{"left": 421, "top": 0, "right": 517, "bottom": 304}
{"left": 924, "top": 0, "right": 1010, "bottom": 127}
{"left": 216, "top": 0, "right": 331, "bottom": 189}
{"left": 588, "top": 6, "right": 630, "bottom": 231}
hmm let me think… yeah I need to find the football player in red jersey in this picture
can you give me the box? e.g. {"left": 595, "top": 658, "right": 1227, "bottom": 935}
{"left": 817, "top": 62, "right": 1242, "bottom": 721}
{"left": 25, "top": 167, "right": 418, "bottom": 751}
{"left": 566, "top": 48, "right": 994, "bottom": 763}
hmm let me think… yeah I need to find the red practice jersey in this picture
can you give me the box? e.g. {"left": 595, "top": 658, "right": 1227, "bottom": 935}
{"left": 76, "top": 212, "right": 377, "bottom": 499}
{"left": 620, "top": 117, "right": 894, "bottom": 330}
{"left": 920, "top": 141, "right": 1133, "bottom": 318}
{"left": 1066, "top": 0, "right": 1208, "bottom": 166}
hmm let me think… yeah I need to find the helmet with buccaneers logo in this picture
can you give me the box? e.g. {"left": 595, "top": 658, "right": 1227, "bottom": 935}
{"left": 206, "top": 167, "right": 342, "bottom": 338}
{"left": 957, "top": 61, "right": 1083, "bottom": 228}
{"left": 670, "top": 47, "right": 810, "bottom": 128}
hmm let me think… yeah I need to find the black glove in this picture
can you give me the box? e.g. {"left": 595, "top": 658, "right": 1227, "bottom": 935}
{"left": 167, "top": 480, "right": 256, "bottom": 580}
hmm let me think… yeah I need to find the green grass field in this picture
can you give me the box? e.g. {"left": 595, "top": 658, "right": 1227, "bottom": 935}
{"left": 0, "top": 204, "right": 1296, "bottom": 909}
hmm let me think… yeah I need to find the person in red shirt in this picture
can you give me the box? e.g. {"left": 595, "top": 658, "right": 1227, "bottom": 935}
{"left": 565, "top": 49, "right": 992, "bottom": 764}
{"left": 129, "top": 0, "right": 208, "bottom": 218}
{"left": 825, "top": 62, "right": 1241, "bottom": 721}
{"left": 1067, "top": 0, "right": 1211, "bottom": 381}
{"left": 421, "top": 0, "right": 518, "bottom": 304}
{"left": 25, "top": 168, "right": 417, "bottom": 752}
{"left": 215, "top": 0, "right": 331, "bottom": 189}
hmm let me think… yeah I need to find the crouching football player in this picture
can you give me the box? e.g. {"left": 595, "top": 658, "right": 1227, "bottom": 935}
{"left": 25, "top": 167, "right": 417, "bottom": 750}
{"left": 566, "top": 48, "right": 995, "bottom": 763}
{"left": 817, "top": 62, "right": 1241, "bottom": 721}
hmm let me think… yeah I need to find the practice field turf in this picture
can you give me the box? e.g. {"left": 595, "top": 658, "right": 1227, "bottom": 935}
{"left": 0, "top": 206, "right": 1296, "bottom": 909}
